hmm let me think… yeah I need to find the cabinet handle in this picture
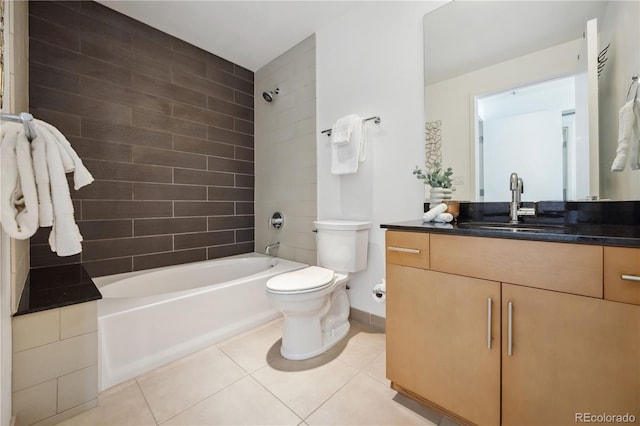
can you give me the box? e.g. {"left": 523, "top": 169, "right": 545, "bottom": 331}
{"left": 507, "top": 301, "right": 514, "bottom": 356}
{"left": 621, "top": 274, "right": 640, "bottom": 282}
{"left": 487, "top": 298, "right": 493, "bottom": 350}
{"left": 387, "top": 246, "right": 421, "bottom": 254}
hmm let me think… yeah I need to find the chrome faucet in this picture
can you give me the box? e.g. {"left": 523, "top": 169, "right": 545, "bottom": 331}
{"left": 509, "top": 173, "right": 523, "bottom": 224}
{"left": 265, "top": 242, "right": 280, "bottom": 256}
{"left": 509, "top": 173, "right": 535, "bottom": 224}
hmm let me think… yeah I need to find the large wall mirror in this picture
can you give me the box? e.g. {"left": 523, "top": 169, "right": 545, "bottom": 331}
{"left": 424, "top": 1, "right": 640, "bottom": 202}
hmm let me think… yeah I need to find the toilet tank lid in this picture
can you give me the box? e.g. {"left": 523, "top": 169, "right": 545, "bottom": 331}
{"left": 313, "top": 220, "right": 371, "bottom": 230}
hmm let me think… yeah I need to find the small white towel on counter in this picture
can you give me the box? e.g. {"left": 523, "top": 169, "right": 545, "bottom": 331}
{"left": 0, "top": 119, "right": 94, "bottom": 256}
{"left": 611, "top": 99, "right": 640, "bottom": 172}
{"left": 422, "top": 203, "right": 453, "bottom": 223}
{"left": 331, "top": 114, "right": 366, "bottom": 175}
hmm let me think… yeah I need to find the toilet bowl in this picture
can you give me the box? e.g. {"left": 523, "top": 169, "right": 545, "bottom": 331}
{"left": 266, "top": 220, "right": 370, "bottom": 360}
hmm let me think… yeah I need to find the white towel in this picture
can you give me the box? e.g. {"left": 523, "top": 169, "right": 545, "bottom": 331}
{"left": 422, "top": 203, "right": 448, "bottom": 222}
{"left": 0, "top": 123, "right": 40, "bottom": 239}
{"left": 331, "top": 114, "right": 359, "bottom": 145}
{"left": 38, "top": 126, "right": 84, "bottom": 256}
{"left": 611, "top": 99, "right": 640, "bottom": 171}
{"left": 31, "top": 131, "right": 54, "bottom": 226}
{"left": 0, "top": 118, "right": 91, "bottom": 256}
{"left": 331, "top": 115, "right": 366, "bottom": 175}
{"left": 35, "top": 120, "right": 94, "bottom": 189}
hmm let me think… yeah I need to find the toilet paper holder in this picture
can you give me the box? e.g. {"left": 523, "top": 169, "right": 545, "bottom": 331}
{"left": 372, "top": 287, "right": 386, "bottom": 298}
{"left": 372, "top": 281, "right": 386, "bottom": 303}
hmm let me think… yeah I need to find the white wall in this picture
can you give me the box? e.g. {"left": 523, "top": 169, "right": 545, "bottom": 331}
{"left": 316, "top": 2, "right": 442, "bottom": 317}
{"left": 483, "top": 111, "right": 564, "bottom": 201}
{"left": 426, "top": 38, "right": 582, "bottom": 201}
{"left": 255, "top": 35, "right": 318, "bottom": 265}
{"left": 598, "top": 0, "right": 640, "bottom": 200}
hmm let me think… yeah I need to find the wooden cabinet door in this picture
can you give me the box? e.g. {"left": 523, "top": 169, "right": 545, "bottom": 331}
{"left": 386, "top": 264, "right": 501, "bottom": 425}
{"left": 502, "top": 284, "right": 640, "bottom": 426}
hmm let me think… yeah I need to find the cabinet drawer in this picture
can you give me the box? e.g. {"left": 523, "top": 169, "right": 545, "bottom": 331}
{"left": 385, "top": 231, "right": 429, "bottom": 269}
{"left": 431, "top": 234, "right": 603, "bottom": 298}
{"left": 604, "top": 247, "right": 640, "bottom": 305}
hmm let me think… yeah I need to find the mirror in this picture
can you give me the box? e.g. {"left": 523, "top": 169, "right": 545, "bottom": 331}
{"left": 424, "top": 1, "right": 640, "bottom": 201}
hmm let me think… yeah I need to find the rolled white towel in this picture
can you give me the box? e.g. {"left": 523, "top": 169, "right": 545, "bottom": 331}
{"left": 433, "top": 212, "right": 454, "bottom": 223}
{"left": 422, "top": 203, "right": 448, "bottom": 222}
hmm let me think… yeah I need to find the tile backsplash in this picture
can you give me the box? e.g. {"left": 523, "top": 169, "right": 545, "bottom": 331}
{"left": 28, "top": 1, "right": 255, "bottom": 277}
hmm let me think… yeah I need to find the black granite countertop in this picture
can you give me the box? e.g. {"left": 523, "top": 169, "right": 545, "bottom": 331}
{"left": 15, "top": 263, "right": 101, "bottom": 316}
{"left": 381, "top": 201, "right": 640, "bottom": 248}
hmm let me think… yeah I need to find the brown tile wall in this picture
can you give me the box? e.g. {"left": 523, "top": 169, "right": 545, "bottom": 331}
{"left": 28, "top": 1, "right": 255, "bottom": 277}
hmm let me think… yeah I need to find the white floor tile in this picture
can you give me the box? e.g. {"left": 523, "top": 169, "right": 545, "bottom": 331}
{"left": 252, "top": 354, "right": 358, "bottom": 418}
{"left": 327, "top": 323, "right": 386, "bottom": 372}
{"left": 137, "top": 346, "right": 246, "bottom": 423}
{"left": 306, "top": 373, "right": 437, "bottom": 426}
{"left": 55, "top": 380, "right": 155, "bottom": 426}
{"left": 162, "top": 376, "right": 301, "bottom": 425}
{"left": 362, "top": 350, "right": 390, "bottom": 386}
{"left": 218, "top": 323, "right": 283, "bottom": 372}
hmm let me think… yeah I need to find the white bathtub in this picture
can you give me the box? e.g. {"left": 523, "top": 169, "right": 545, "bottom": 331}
{"left": 94, "top": 253, "right": 306, "bottom": 391}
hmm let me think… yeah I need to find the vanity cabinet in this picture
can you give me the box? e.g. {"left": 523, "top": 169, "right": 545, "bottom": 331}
{"left": 385, "top": 230, "right": 640, "bottom": 426}
{"left": 501, "top": 283, "right": 640, "bottom": 426}
{"left": 387, "top": 264, "right": 500, "bottom": 425}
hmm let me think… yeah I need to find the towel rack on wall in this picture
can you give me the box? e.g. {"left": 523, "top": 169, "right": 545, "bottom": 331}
{"left": 321, "top": 116, "right": 381, "bottom": 137}
{"left": 1, "top": 111, "right": 36, "bottom": 141}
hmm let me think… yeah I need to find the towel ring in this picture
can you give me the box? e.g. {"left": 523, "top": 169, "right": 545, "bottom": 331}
{"left": 626, "top": 75, "right": 638, "bottom": 102}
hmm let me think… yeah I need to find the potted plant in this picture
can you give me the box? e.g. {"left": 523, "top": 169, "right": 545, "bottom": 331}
{"left": 413, "top": 162, "right": 455, "bottom": 207}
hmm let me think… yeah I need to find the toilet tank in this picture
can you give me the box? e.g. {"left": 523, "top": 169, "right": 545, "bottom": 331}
{"left": 314, "top": 220, "right": 371, "bottom": 273}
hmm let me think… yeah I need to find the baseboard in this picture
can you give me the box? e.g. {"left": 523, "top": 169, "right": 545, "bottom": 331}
{"left": 349, "top": 307, "right": 385, "bottom": 332}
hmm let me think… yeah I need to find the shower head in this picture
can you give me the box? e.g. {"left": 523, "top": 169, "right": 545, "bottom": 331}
{"left": 262, "top": 88, "right": 280, "bottom": 103}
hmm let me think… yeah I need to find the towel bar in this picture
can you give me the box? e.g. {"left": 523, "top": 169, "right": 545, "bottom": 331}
{"left": 1, "top": 112, "right": 36, "bottom": 141}
{"left": 321, "top": 116, "right": 381, "bottom": 137}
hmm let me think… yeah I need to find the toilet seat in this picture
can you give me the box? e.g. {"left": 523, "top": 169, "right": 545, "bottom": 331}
{"left": 266, "top": 266, "right": 335, "bottom": 294}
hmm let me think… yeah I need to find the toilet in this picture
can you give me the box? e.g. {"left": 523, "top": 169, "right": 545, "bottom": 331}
{"left": 266, "top": 220, "right": 371, "bottom": 360}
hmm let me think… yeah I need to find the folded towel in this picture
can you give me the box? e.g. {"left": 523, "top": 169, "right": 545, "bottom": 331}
{"left": 422, "top": 203, "right": 448, "bottom": 222}
{"left": 0, "top": 123, "right": 40, "bottom": 239}
{"left": 331, "top": 115, "right": 365, "bottom": 175}
{"left": 331, "top": 114, "right": 359, "bottom": 145}
{"left": 611, "top": 99, "right": 640, "bottom": 171}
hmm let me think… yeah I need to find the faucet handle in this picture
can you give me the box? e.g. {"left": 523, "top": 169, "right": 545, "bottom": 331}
{"left": 509, "top": 173, "right": 519, "bottom": 190}
{"left": 517, "top": 178, "right": 523, "bottom": 193}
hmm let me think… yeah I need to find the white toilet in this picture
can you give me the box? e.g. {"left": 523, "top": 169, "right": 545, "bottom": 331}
{"left": 266, "top": 220, "right": 371, "bottom": 360}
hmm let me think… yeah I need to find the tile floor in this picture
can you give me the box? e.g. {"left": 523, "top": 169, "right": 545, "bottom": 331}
{"left": 57, "top": 319, "right": 458, "bottom": 426}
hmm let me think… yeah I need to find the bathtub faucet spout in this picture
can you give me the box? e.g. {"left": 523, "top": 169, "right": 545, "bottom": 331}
{"left": 265, "top": 242, "right": 280, "bottom": 256}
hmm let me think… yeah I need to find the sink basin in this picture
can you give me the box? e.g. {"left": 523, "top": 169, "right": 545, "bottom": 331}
{"left": 457, "top": 222, "right": 571, "bottom": 234}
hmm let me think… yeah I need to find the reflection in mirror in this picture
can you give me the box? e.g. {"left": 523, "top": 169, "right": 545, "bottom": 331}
{"left": 477, "top": 76, "right": 579, "bottom": 201}
{"left": 424, "top": 1, "right": 640, "bottom": 201}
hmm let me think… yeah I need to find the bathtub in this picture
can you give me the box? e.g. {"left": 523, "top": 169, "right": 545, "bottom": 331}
{"left": 94, "top": 253, "right": 306, "bottom": 391}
